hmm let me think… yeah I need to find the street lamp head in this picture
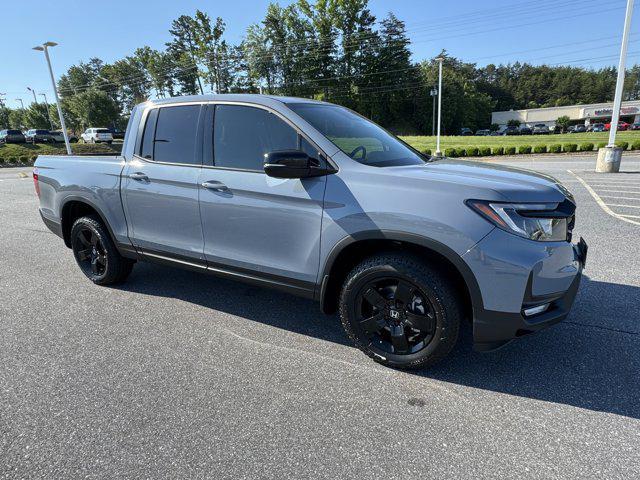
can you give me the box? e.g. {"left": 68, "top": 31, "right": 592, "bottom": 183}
{"left": 32, "top": 46, "right": 44, "bottom": 51}
{"left": 43, "top": 41, "right": 58, "bottom": 48}
{"left": 27, "top": 87, "right": 33, "bottom": 92}
{"left": 435, "top": 56, "right": 445, "bottom": 63}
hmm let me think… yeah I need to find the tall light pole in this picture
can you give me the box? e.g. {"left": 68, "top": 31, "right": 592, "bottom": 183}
{"left": 33, "top": 42, "right": 71, "bottom": 154}
{"left": 15, "top": 98, "right": 24, "bottom": 109}
{"left": 430, "top": 87, "right": 437, "bottom": 137}
{"left": 39, "top": 93, "right": 54, "bottom": 129}
{"left": 597, "top": 0, "right": 634, "bottom": 173}
{"left": 27, "top": 87, "right": 38, "bottom": 105}
{"left": 435, "top": 57, "right": 445, "bottom": 157}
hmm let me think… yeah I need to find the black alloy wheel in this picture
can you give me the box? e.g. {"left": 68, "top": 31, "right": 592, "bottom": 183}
{"left": 73, "top": 226, "right": 108, "bottom": 277}
{"left": 356, "top": 277, "right": 436, "bottom": 355}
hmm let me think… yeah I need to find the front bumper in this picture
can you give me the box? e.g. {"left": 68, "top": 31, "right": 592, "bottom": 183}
{"left": 464, "top": 230, "right": 588, "bottom": 352}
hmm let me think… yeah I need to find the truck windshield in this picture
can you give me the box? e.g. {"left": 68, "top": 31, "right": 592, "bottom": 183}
{"left": 287, "top": 103, "right": 426, "bottom": 167}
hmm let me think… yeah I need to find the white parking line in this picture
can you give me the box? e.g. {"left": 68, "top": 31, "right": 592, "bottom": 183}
{"left": 621, "top": 214, "right": 640, "bottom": 219}
{"left": 596, "top": 189, "right": 640, "bottom": 194}
{"left": 607, "top": 204, "right": 640, "bottom": 209}
{"left": 600, "top": 195, "right": 640, "bottom": 201}
{"left": 567, "top": 170, "right": 640, "bottom": 226}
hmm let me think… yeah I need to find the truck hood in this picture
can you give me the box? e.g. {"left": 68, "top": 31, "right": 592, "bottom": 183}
{"left": 391, "top": 159, "right": 572, "bottom": 203}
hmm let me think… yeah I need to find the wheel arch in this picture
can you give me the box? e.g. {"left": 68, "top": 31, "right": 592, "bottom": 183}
{"left": 60, "top": 197, "right": 119, "bottom": 250}
{"left": 318, "top": 231, "right": 484, "bottom": 321}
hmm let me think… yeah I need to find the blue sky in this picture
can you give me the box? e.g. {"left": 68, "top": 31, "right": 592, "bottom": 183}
{"left": 0, "top": 0, "right": 637, "bottom": 109}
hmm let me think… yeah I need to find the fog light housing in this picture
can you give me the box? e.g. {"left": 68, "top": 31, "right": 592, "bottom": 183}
{"left": 523, "top": 303, "right": 550, "bottom": 317}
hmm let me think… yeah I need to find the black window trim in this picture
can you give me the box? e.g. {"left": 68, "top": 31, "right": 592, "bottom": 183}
{"left": 133, "top": 103, "right": 206, "bottom": 168}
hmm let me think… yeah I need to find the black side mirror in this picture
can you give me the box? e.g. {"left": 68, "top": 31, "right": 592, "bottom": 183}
{"left": 264, "top": 150, "right": 334, "bottom": 179}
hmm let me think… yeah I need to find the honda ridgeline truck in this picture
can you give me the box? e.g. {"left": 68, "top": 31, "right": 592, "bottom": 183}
{"left": 34, "top": 95, "right": 587, "bottom": 369}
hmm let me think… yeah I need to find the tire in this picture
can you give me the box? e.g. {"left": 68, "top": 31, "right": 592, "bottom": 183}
{"left": 70, "top": 215, "right": 134, "bottom": 285}
{"left": 339, "top": 252, "right": 462, "bottom": 370}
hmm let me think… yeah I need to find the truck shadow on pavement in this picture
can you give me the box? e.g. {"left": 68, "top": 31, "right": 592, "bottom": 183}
{"left": 122, "top": 265, "right": 639, "bottom": 419}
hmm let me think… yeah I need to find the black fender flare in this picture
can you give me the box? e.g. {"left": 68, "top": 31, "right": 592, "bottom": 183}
{"left": 318, "top": 230, "right": 485, "bottom": 317}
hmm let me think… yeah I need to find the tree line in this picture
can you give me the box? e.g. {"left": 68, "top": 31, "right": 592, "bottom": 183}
{"left": 2, "top": 0, "right": 640, "bottom": 135}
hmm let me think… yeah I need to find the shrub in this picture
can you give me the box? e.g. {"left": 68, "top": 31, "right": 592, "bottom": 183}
{"left": 479, "top": 146, "right": 492, "bottom": 156}
{"left": 422, "top": 148, "right": 432, "bottom": 156}
{"left": 563, "top": 143, "right": 578, "bottom": 152}
{"left": 631, "top": 140, "right": 640, "bottom": 150}
{"left": 19, "top": 155, "right": 28, "bottom": 164}
{"left": 444, "top": 147, "right": 458, "bottom": 157}
{"left": 615, "top": 141, "right": 629, "bottom": 150}
{"left": 549, "top": 144, "right": 562, "bottom": 153}
{"left": 580, "top": 142, "right": 594, "bottom": 152}
{"left": 597, "top": 142, "right": 607, "bottom": 149}
{"left": 518, "top": 145, "right": 532, "bottom": 154}
{"left": 505, "top": 146, "right": 516, "bottom": 155}
{"left": 493, "top": 146, "right": 504, "bottom": 155}
{"left": 8, "top": 156, "right": 17, "bottom": 164}
{"left": 465, "top": 147, "right": 479, "bottom": 157}
{"left": 533, "top": 145, "right": 547, "bottom": 154}
{"left": 0, "top": 156, "right": 4, "bottom": 164}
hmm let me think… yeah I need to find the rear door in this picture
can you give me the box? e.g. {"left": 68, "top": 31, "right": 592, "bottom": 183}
{"left": 122, "top": 104, "right": 206, "bottom": 264}
{"left": 198, "top": 103, "right": 327, "bottom": 291}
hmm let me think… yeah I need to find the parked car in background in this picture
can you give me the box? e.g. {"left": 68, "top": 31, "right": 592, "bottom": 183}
{"left": 0, "top": 129, "right": 26, "bottom": 143}
{"left": 475, "top": 129, "right": 490, "bottom": 136}
{"left": 33, "top": 94, "right": 587, "bottom": 369}
{"left": 460, "top": 127, "right": 473, "bottom": 136}
{"left": 503, "top": 126, "right": 520, "bottom": 135}
{"left": 109, "top": 128, "right": 126, "bottom": 140}
{"left": 489, "top": 131, "right": 502, "bottom": 136}
{"left": 25, "top": 129, "right": 54, "bottom": 143}
{"left": 605, "top": 121, "right": 630, "bottom": 131}
{"left": 533, "top": 124, "right": 550, "bottom": 135}
{"left": 81, "top": 128, "right": 114, "bottom": 144}
{"left": 50, "top": 131, "right": 78, "bottom": 143}
{"left": 630, "top": 123, "right": 640, "bottom": 131}
{"left": 519, "top": 126, "right": 533, "bottom": 135}
{"left": 588, "top": 123, "right": 605, "bottom": 132}
{"left": 573, "top": 125, "right": 586, "bottom": 133}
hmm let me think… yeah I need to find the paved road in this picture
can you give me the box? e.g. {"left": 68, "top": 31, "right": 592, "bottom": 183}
{"left": 1, "top": 156, "right": 639, "bottom": 479}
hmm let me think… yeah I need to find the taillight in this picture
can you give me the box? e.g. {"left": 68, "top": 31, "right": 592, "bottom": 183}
{"left": 32, "top": 168, "right": 40, "bottom": 197}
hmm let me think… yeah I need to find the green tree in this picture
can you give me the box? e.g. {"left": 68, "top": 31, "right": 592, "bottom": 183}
{"left": 65, "top": 89, "right": 119, "bottom": 130}
{"left": 507, "top": 119, "right": 521, "bottom": 127}
{"left": 8, "top": 109, "right": 26, "bottom": 130}
{"left": 556, "top": 115, "right": 571, "bottom": 133}
{"left": 166, "top": 15, "right": 204, "bottom": 94}
{"left": 23, "top": 103, "right": 52, "bottom": 129}
{"left": 0, "top": 106, "right": 10, "bottom": 129}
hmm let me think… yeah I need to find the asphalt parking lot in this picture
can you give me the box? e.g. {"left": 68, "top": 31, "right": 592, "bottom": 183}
{"left": 1, "top": 155, "right": 639, "bottom": 479}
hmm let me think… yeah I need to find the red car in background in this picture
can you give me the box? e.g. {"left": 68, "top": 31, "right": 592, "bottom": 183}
{"left": 604, "top": 121, "right": 630, "bottom": 131}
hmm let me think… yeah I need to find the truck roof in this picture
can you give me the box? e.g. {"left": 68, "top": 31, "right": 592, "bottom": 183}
{"left": 147, "top": 94, "right": 328, "bottom": 108}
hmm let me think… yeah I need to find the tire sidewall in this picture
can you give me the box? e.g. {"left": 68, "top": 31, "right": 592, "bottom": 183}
{"left": 70, "top": 217, "right": 112, "bottom": 284}
{"left": 340, "top": 256, "right": 460, "bottom": 369}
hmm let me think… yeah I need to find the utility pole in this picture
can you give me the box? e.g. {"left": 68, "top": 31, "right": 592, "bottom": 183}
{"left": 33, "top": 42, "right": 71, "bottom": 154}
{"left": 596, "top": 0, "right": 634, "bottom": 173}
{"left": 27, "top": 87, "right": 38, "bottom": 105}
{"left": 39, "top": 93, "right": 54, "bottom": 129}
{"left": 430, "top": 87, "right": 437, "bottom": 137}
{"left": 15, "top": 98, "right": 24, "bottom": 109}
{"left": 435, "top": 57, "right": 445, "bottom": 156}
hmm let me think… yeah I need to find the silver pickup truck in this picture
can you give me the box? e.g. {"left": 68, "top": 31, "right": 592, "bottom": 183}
{"left": 34, "top": 94, "right": 587, "bottom": 369}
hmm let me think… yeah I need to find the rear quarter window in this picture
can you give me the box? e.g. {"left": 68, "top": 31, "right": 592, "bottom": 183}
{"left": 147, "top": 105, "right": 200, "bottom": 165}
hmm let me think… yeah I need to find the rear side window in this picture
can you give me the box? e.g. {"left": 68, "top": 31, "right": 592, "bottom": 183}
{"left": 96, "top": 129, "right": 110, "bottom": 134}
{"left": 7, "top": 130, "right": 21, "bottom": 134}
{"left": 213, "top": 105, "right": 298, "bottom": 170}
{"left": 153, "top": 105, "right": 200, "bottom": 165}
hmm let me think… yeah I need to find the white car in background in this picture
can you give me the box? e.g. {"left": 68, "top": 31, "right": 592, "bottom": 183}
{"left": 81, "top": 128, "right": 113, "bottom": 144}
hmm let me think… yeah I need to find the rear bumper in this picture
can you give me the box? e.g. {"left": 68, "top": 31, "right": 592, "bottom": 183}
{"left": 464, "top": 229, "right": 587, "bottom": 352}
{"left": 40, "top": 210, "right": 63, "bottom": 239}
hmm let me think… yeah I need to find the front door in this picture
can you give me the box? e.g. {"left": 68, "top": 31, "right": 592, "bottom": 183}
{"left": 198, "top": 104, "right": 326, "bottom": 291}
{"left": 122, "top": 104, "right": 205, "bottom": 263}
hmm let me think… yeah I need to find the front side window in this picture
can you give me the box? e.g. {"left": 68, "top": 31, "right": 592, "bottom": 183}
{"left": 287, "top": 103, "right": 426, "bottom": 167}
{"left": 213, "top": 105, "right": 298, "bottom": 170}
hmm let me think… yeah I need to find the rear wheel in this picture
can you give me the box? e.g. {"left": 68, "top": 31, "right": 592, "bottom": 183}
{"left": 339, "top": 253, "right": 461, "bottom": 369}
{"left": 70, "top": 215, "right": 134, "bottom": 285}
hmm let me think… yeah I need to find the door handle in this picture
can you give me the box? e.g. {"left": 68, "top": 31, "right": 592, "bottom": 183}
{"left": 201, "top": 181, "right": 229, "bottom": 192}
{"left": 129, "top": 172, "right": 149, "bottom": 181}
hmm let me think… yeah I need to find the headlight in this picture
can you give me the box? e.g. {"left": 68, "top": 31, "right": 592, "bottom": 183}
{"left": 466, "top": 200, "right": 570, "bottom": 242}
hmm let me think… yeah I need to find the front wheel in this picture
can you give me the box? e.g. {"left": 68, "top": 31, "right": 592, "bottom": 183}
{"left": 70, "top": 215, "right": 134, "bottom": 285}
{"left": 339, "top": 253, "right": 462, "bottom": 369}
